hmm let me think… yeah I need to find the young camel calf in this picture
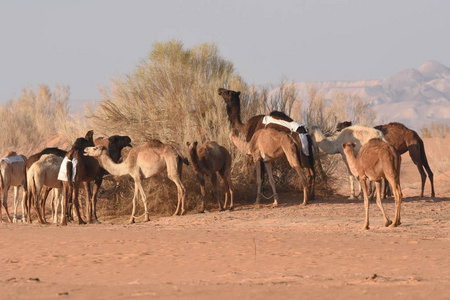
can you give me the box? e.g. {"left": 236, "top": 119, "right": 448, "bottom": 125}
{"left": 342, "top": 138, "right": 402, "bottom": 230}
{"left": 187, "top": 141, "right": 234, "bottom": 212}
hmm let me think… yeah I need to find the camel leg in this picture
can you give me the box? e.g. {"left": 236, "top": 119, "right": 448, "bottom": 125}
{"left": 53, "top": 189, "right": 60, "bottom": 224}
{"left": 254, "top": 159, "right": 263, "bottom": 205}
{"left": 13, "top": 186, "right": 19, "bottom": 223}
{"left": 40, "top": 187, "right": 52, "bottom": 224}
{"left": 409, "top": 144, "right": 434, "bottom": 197}
{"left": 264, "top": 162, "right": 279, "bottom": 207}
{"left": 219, "top": 171, "right": 234, "bottom": 211}
{"left": 136, "top": 179, "right": 150, "bottom": 222}
{"left": 20, "top": 188, "right": 26, "bottom": 222}
{"left": 91, "top": 176, "right": 103, "bottom": 223}
{"left": 281, "top": 142, "right": 309, "bottom": 206}
{"left": 3, "top": 189, "right": 13, "bottom": 223}
{"left": 389, "top": 179, "right": 403, "bottom": 227}
{"left": 129, "top": 181, "right": 139, "bottom": 224}
{"left": 169, "top": 174, "right": 186, "bottom": 216}
{"left": 197, "top": 174, "right": 206, "bottom": 213}
{"left": 32, "top": 188, "right": 45, "bottom": 224}
{"left": 83, "top": 182, "right": 93, "bottom": 223}
{"left": 211, "top": 173, "right": 224, "bottom": 211}
{"left": 61, "top": 184, "right": 70, "bottom": 226}
{"left": 72, "top": 185, "right": 86, "bottom": 225}
{"left": 374, "top": 181, "right": 392, "bottom": 227}
{"left": 360, "top": 178, "right": 370, "bottom": 230}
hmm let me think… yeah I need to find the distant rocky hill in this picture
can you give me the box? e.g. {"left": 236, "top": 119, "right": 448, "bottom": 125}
{"left": 287, "top": 60, "right": 450, "bottom": 131}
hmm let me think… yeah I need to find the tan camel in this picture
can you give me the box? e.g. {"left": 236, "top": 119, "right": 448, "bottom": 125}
{"left": 25, "top": 147, "right": 67, "bottom": 223}
{"left": 0, "top": 152, "right": 27, "bottom": 223}
{"left": 27, "top": 154, "right": 64, "bottom": 224}
{"left": 187, "top": 141, "right": 234, "bottom": 212}
{"left": 84, "top": 140, "right": 189, "bottom": 224}
{"left": 342, "top": 139, "right": 402, "bottom": 229}
{"left": 337, "top": 121, "right": 435, "bottom": 198}
{"left": 231, "top": 128, "right": 309, "bottom": 206}
{"left": 309, "top": 125, "right": 386, "bottom": 199}
{"left": 218, "top": 88, "right": 314, "bottom": 203}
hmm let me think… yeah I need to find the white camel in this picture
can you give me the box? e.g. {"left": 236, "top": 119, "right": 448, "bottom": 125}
{"left": 27, "top": 154, "right": 64, "bottom": 224}
{"left": 309, "top": 125, "right": 386, "bottom": 199}
{"left": 0, "top": 152, "right": 27, "bottom": 223}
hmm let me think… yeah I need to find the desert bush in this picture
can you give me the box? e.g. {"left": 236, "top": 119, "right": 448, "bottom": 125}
{"left": 0, "top": 85, "right": 72, "bottom": 155}
{"left": 420, "top": 120, "right": 450, "bottom": 138}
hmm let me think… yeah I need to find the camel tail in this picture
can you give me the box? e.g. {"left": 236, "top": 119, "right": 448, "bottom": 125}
{"left": 176, "top": 154, "right": 189, "bottom": 179}
{"left": 0, "top": 169, "right": 4, "bottom": 191}
{"left": 306, "top": 134, "right": 315, "bottom": 169}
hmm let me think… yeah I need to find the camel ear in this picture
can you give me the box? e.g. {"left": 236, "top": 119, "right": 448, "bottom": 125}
{"left": 342, "top": 143, "right": 347, "bottom": 149}
{"left": 237, "top": 91, "right": 241, "bottom": 96}
{"left": 186, "top": 142, "right": 191, "bottom": 147}
{"left": 193, "top": 141, "right": 198, "bottom": 147}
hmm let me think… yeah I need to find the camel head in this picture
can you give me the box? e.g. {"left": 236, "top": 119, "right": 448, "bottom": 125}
{"left": 186, "top": 141, "right": 198, "bottom": 157}
{"left": 84, "top": 130, "right": 94, "bottom": 144}
{"left": 84, "top": 146, "right": 106, "bottom": 157}
{"left": 341, "top": 142, "right": 356, "bottom": 156}
{"left": 336, "top": 121, "right": 352, "bottom": 132}
{"left": 218, "top": 88, "right": 241, "bottom": 108}
{"left": 108, "top": 135, "right": 132, "bottom": 163}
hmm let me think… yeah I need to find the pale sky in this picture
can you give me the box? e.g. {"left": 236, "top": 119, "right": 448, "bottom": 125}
{"left": 1, "top": 0, "right": 449, "bottom": 110}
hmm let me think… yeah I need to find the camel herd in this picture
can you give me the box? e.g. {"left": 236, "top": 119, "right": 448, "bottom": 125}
{"left": 0, "top": 88, "right": 436, "bottom": 230}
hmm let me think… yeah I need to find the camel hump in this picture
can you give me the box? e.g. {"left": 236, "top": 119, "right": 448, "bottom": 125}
{"left": 4, "top": 151, "right": 17, "bottom": 157}
{"left": 269, "top": 111, "right": 293, "bottom": 122}
{"left": 146, "top": 139, "right": 164, "bottom": 148}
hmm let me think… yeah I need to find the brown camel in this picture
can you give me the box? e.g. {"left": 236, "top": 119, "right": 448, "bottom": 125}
{"left": 310, "top": 125, "right": 386, "bottom": 199}
{"left": 27, "top": 154, "right": 64, "bottom": 224}
{"left": 231, "top": 127, "right": 309, "bottom": 206}
{"left": 187, "top": 141, "right": 234, "bottom": 212}
{"left": 342, "top": 139, "right": 402, "bottom": 230}
{"left": 58, "top": 133, "right": 131, "bottom": 225}
{"left": 337, "top": 121, "right": 435, "bottom": 197}
{"left": 60, "top": 136, "right": 100, "bottom": 225}
{"left": 84, "top": 140, "right": 189, "bottom": 224}
{"left": 218, "top": 88, "right": 315, "bottom": 203}
{"left": 0, "top": 152, "right": 27, "bottom": 223}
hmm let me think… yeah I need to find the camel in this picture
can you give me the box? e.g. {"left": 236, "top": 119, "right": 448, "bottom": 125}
{"left": 27, "top": 154, "right": 64, "bottom": 224}
{"left": 309, "top": 125, "right": 386, "bottom": 199}
{"left": 217, "top": 88, "right": 315, "bottom": 203}
{"left": 231, "top": 127, "right": 309, "bottom": 206}
{"left": 342, "top": 139, "right": 402, "bottom": 229}
{"left": 60, "top": 136, "right": 100, "bottom": 225}
{"left": 84, "top": 139, "right": 189, "bottom": 224}
{"left": 0, "top": 152, "right": 27, "bottom": 223}
{"left": 58, "top": 133, "right": 131, "bottom": 225}
{"left": 336, "top": 121, "right": 435, "bottom": 198}
{"left": 186, "top": 141, "right": 234, "bottom": 212}
{"left": 25, "top": 147, "right": 67, "bottom": 223}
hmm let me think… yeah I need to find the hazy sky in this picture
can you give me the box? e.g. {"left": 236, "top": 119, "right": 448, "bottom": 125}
{"left": 1, "top": 0, "right": 449, "bottom": 110}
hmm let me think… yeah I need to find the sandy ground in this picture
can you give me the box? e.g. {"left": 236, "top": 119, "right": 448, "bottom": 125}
{"left": 0, "top": 137, "right": 449, "bottom": 299}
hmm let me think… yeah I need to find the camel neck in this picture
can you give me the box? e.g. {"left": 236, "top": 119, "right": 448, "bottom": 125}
{"left": 312, "top": 129, "right": 340, "bottom": 154}
{"left": 97, "top": 151, "right": 129, "bottom": 177}
{"left": 343, "top": 148, "right": 359, "bottom": 177}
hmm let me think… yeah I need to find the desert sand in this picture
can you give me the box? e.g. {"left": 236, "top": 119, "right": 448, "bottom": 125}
{"left": 0, "top": 137, "right": 449, "bottom": 299}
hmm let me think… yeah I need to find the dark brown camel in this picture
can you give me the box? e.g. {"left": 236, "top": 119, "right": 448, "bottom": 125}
{"left": 187, "top": 141, "right": 234, "bottom": 212}
{"left": 336, "top": 121, "right": 434, "bottom": 197}
{"left": 60, "top": 133, "right": 132, "bottom": 225}
{"left": 218, "top": 88, "right": 315, "bottom": 203}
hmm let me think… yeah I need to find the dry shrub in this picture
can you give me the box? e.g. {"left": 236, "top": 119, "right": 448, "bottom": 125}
{"left": 0, "top": 85, "right": 72, "bottom": 155}
{"left": 421, "top": 120, "right": 450, "bottom": 138}
{"left": 86, "top": 41, "right": 259, "bottom": 215}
